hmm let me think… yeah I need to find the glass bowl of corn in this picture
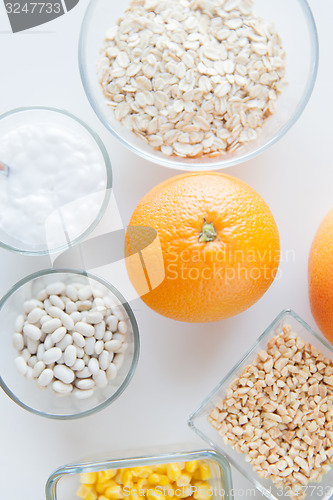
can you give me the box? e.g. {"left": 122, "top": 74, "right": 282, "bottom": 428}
{"left": 45, "top": 449, "right": 233, "bottom": 500}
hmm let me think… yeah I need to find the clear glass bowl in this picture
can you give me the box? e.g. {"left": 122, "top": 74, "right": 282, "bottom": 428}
{"left": 0, "top": 107, "right": 112, "bottom": 255}
{"left": 45, "top": 449, "right": 233, "bottom": 500}
{"left": 0, "top": 269, "right": 139, "bottom": 419}
{"left": 79, "top": 0, "right": 318, "bottom": 171}
{"left": 188, "top": 310, "right": 333, "bottom": 500}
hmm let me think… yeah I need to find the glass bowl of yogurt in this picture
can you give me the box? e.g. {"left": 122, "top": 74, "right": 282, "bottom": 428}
{"left": 0, "top": 107, "right": 112, "bottom": 254}
{"left": 0, "top": 268, "right": 140, "bottom": 419}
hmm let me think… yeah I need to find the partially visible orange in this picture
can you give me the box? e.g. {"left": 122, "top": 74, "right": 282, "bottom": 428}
{"left": 125, "top": 172, "right": 280, "bottom": 323}
{"left": 309, "top": 208, "right": 333, "bottom": 342}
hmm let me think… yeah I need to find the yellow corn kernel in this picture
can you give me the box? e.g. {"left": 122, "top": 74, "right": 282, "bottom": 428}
{"left": 77, "top": 485, "right": 92, "bottom": 498}
{"left": 177, "top": 485, "right": 193, "bottom": 498}
{"left": 198, "top": 465, "right": 211, "bottom": 481}
{"left": 167, "top": 464, "right": 182, "bottom": 481}
{"left": 98, "top": 470, "right": 118, "bottom": 482}
{"left": 121, "top": 470, "right": 133, "bottom": 487}
{"left": 193, "top": 483, "right": 212, "bottom": 500}
{"left": 128, "top": 486, "right": 141, "bottom": 500}
{"left": 176, "top": 474, "right": 191, "bottom": 487}
{"left": 80, "top": 472, "right": 97, "bottom": 484}
{"left": 132, "top": 466, "right": 152, "bottom": 478}
{"left": 148, "top": 473, "right": 161, "bottom": 486}
{"left": 154, "top": 464, "right": 167, "bottom": 474}
{"left": 184, "top": 461, "right": 198, "bottom": 474}
{"left": 83, "top": 493, "right": 97, "bottom": 500}
{"left": 105, "top": 484, "right": 123, "bottom": 500}
{"left": 96, "top": 482, "right": 108, "bottom": 494}
{"left": 99, "top": 497, "right": 109, "bottom": 500}
{"left": 136, "top": 478, "right": 148, "bottom": 490}
{"left": 147, "top": 488, "right": 166, "bottom": 500}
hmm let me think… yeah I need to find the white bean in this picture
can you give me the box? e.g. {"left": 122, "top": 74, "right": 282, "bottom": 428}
{"left": 43, "top": 347, "right": 62, "bottom": 364}
{"left": 24, "top": 299, "right": 43, "bottom": 314}
{"left": 76, "top": 367, "right": 92, "bottom": 379}
{"left": 73, "top": 331, "right": 86, "bottom": 348}
{"left": 26, "top": 366, "right": 33, "bottom": 380}
{"left": 43, "top": 299, "right": 52, "bottom": 312}
{"left": 60, "top": 295, "right": 70, "bottom": 305}
{"left": 41, "top": 318, "right": 62, "bottom": 334}
{"left": 83, "top": 353, "right": 90, "bottom": 365}
{"left": 46, "top": 282, "right": 65, "bottom": 296}
{"left": 49, "top": 295, "right": 65, "bottom": 310}
{"left": 93, "top": 297, "right": 105, "bottom": 308}
{"left": 99, "top": 350, "right": 110, "bottom": 371}
{"left": 116, "top": 342, "right": 128, "bottom": 354}
{"left": 14, "top": 314, "right": 25, "bottom": 333}
{"left": 86, "top": 311, "right": 103, "bottom": 324}
{"left": 15, "top": 356, "right": 27, "bottom": 375}
{"left": 78, "top": 285, "right": 93, "bottom": 301}
{"left": 75, "top": 378, "right": 95, "bottom": 390}
{"left": 95, "top": 321, "right": 106, "bottom": 340}
{"left": 93, "top": 288, "right": 105, "bottom": 299}
{"left": 84, "top": 337, "right": 96, "bottom": 356}
{"left": 44, "top": 334, "right": 54, "bottom": 351}
{"left": 27, "top": 307, "right": 45, "bottom": 324}
{"left": 105, "top": 339, "right": 122, "bottom": 352}
{"left": 94, "top": 340, "right": 104, "bottom": 356}
{"left": 75, "top": 322, "right": 95, "bottom": 337}
{"left": 64, "top": 345, "right": 77, "bottom": 367}
{"left": 12, "top": 333, "right": 24, "bottom": 351}
{"left": 32, "top": 360, "right": 45, "bottom": 378}
{"left": 23, "top": 324, "right": 41, "bottom": 341}
{"left": 28, "top": 356, "right": 37, "bottom": 368}
{"left": 93, "top": 370, "right": 108, "bottom": 388}
{"left": 118, "top": 320, "right": 128, "bottom": 334}
{"left": 113, "top": 353, "right": 125, "bottom": 369}
{"left": 111, "top": 305, "right": 126, "bottom": 321}
{"left": 27, "top": 338, "right": 39, "bottom": 354}
{"left": 53, "top": 365, "right": 75, "bottom": 384}
{"left": 56, "top": 333, "right": 73, "bottom": 351}
{"left": 72, "top": 358, "right": 85, "bottom": 371}
{"left": 76, "top": 300, "right": 92, "bottom": 311}
{"left": 76, "top": 346, "right": 85, "bottom": 358}
{"left": 66, "top": 285, "right": 78, "bottom": 302}
{"left": 52, "top": 380, "right": 73, "bottom": 394}
{"left": 88, "top": 357, "right": 99, "bottom": 376}
{"left": 21, "top": 348, "right": 31, "bottom": 362}
{"left": 48, "top": 306, "right": 64, "bottom": 319}
{"left": 106, "top": 363, "right": 118, "bottom": 380}
{"left": 61, "top": 312, "right": 74, "bottom": 331}
{"left": 112, "top": 333, "right": 126, "bottom": 343}
{"left": 103, "top": 295, "right": 116, "bottom": 308}
{"left": 106, "top": 315, "right": 118, "bottom": 332}
{"left": 36, "top": 289, "right": 48, "bottom": 301}
{"left": 103, "top": 331, "right": 112, "bottom": 342}
{"left": 38, "top": 368, "right": 54, "bottom": 387}
{"left": 40, "top": 314, "right": 52, "bottom": 325}
{"left": 37, "top": 343, "right": 45, "bottom": 361}
{"left": 51, "top": 327, "right": 66, "bottom": 344}
{"left": 65, "top": 301, "right": 77, "bottom": 314}
{"left": 70, "top": 311, "right": 81, "bottom": 323}
{"left": 73, "top": 388, "right": 94, "bottom": 399}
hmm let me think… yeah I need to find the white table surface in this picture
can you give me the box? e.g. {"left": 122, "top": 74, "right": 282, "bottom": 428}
{"left": 0, "top": 1, "right": 332, "bottom": 498}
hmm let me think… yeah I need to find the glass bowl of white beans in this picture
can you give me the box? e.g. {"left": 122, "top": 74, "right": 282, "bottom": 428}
{"left": 0, "top": 268, "right": 140, "bottom": 419}
{"left": 79, "top": 0, "right": 318, "bottom": 170}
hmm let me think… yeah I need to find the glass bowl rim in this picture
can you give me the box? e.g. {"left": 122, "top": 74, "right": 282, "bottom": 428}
{"left": 45, "top": 449, "right": 233, "bottom": 500}
{"left": 78, "top": 0, "right": 319, "bottom": 171}
{"left": 0, "top": 106, "right": 113, "bottom": 256}
{"left": 0, "top": 267, "right": 140, "bottom": 420}
{"left": 187, "top": 309, "right": 333, "bottom": 498}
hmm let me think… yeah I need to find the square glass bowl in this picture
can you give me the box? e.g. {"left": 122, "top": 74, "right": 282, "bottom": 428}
{"left": 188, "top": 310, "right": 333, "bottom": 500}
{"left": 45, "top": 449, "right": 233, "bottom": 500}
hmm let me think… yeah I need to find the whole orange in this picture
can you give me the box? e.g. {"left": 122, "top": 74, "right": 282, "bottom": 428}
{"left": 309, "top": 208, "right": 333, "bottom": 342}
{"left": 125, "top": 172, "right": 280, "bottom": 322}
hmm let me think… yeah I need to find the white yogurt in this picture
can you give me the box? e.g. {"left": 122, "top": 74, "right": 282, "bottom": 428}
{"left": 0, "top": 109, "right": 109, "bottom": 252}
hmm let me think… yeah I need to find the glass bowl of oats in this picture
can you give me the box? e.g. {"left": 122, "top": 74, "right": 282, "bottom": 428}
{"left": 188, "top": 310, "right": 333, "bottom": 500}
{"left": 79, "top": 0, "right": 318, "bottom": 170}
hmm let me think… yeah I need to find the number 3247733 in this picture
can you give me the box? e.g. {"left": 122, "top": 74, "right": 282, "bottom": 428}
{"left": 5, "top": 2, "right": 62, "bottom": 14}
